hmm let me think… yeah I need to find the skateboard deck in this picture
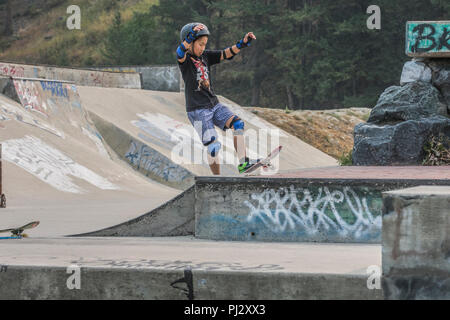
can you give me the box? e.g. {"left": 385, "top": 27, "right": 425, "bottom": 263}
{"left": 243, "top": 145, "right": 282, "bottom": 175}
{"left": 0, "top": 221, "right": 40, "bottom": 238}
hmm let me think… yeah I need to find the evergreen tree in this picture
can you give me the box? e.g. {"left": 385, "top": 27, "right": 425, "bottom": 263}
{"left": 100, "top": 0, "right": 449, "bottom": 109}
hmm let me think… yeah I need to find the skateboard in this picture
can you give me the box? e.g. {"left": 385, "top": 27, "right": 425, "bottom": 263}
{"left": 0, "top": 221, "right": 40, "bottom": 239}
{"left": 243, "top": 145, "right": 282, "bottom": 175}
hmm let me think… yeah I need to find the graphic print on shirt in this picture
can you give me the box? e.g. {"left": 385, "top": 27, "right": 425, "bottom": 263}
{"left": 191, "top": 57, "right": 211, "bottom": 92}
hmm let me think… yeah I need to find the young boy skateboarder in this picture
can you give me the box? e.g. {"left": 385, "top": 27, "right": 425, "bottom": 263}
{"left": 176, "top": 22, "right": 259, "bottom": 175}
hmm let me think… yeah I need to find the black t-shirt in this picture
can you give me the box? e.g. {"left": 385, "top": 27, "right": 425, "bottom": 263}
{"left": 178, "top": 50, "right": 221, "bottom": 111}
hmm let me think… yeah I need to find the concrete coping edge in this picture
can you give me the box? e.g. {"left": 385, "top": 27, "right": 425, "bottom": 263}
{"left": 195, "top": 176, "right": 450, "bottom": 186}
{"left": 0, "top": 76, "right": 75, "bottom": 84}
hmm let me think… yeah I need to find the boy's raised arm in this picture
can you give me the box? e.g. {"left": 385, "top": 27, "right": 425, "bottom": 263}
{"left": 177, "top": 24, "right": 205, "bottom": 63}
{"left": 177, "top": 40, "right": 190, "bottom": 64}
{"left": 221, "top": 32, "right": 256, "bottom": 61}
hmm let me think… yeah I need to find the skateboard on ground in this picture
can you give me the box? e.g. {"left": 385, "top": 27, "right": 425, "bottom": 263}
{"left": 243, "top": 145, "right": 282, "bottom": 175}
{"left": 0, "top": 221, "right": 40, "bottom": 239}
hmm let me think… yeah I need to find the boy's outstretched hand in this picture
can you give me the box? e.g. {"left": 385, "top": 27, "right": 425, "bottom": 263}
{"left": 243, "top": 32, "right": 256, "bottom": 44}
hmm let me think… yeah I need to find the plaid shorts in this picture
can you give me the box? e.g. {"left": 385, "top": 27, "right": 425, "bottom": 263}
{"left": 187, "top": 103, "right": 235, "bottom": 145}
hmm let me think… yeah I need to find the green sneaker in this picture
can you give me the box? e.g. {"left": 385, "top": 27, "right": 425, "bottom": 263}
{"left": 238, "top": 158, "right": 261, "bottom": 174}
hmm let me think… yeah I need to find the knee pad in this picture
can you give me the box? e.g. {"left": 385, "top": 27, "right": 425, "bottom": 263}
{"left": 207, "top": 141, "right": 221, "bottom": 157}
{"left": 232, "top": 118, "right": 244, "bottom": 136}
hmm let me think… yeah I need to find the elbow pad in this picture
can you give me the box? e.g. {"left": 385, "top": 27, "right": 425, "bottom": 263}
{"left": 223, "top": 47, "right": 237, "bottom": 60}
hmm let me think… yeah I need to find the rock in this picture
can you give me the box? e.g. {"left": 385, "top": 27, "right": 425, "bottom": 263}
{"left": 400, "top": 60, "right": 432, "bottom": 85}
{"left": 352, "top": 116, "right": 450, "bottom": 165}
{"left": 428, "top": 59, "right": 450, "bottom": 111}
{"left": 367, "top": 81, "right": 446, "bottom": 123}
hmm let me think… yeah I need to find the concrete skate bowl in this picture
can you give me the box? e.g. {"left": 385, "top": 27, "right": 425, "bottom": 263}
{"left": 69, "top": 86, "right": 339, "bottom": 238}
{"left": 0, "top": 74, "right": 338, "bottom": 238}
{"left": 0, "top": 76, "right": 180, "bottom": 237}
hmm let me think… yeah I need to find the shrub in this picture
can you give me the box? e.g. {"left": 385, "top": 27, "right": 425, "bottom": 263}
{"left": 422, "top": 134, "right": 450, "bottom": 165}
{"left": 338, "top": 150, "right": 353, "bottom": 166}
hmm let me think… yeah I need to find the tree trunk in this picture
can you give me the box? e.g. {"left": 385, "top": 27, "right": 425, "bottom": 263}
{"left": 212, "top": 9, "right": 223, "bottom": 82}
{"left": 286, "top": 85, "right": 295, "bottom": 110}
{"left": 251, "top": 79, "right": 261, "bottom": 106}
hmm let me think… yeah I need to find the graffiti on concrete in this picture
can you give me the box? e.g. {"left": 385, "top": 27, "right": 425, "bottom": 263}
{"left": 131, "top": 112, "right": 209, "bottom": 163}
{"left": 407, "top": 22, "right": 450, "bottom": 54}
{"left": 99, "top": 66, "right": 180, "bottom": 91}
{"left": 0, "top": 64, "right": 25, "bottom": 78}
{"left": 2, "top": 79, "right": 110, "bottom": 158}
{"left": 0, "top": 100, "right": 64, "bottom": 137}
{"left": 71, "top": 257, "right": 284, "bottom": 272}
{"left": 150, "top": 67, "right": 179, "bottom": 91}
{"left": 89, "top": 72, "right": 105, "bottom": 87}
{"left": 125, "top": 140, "right": 190, "bottom": 182}
{"left": 13, "top": 80, "right": 48, "bottom": 116}
{"left": 2, "top": 135, "right": 119, "bottom": 193}
{"left": 244, "top": 185, "right": 381, "bottom": 239}
{"left": 0, "top": 63, "right": 141, "bottom": 88}
{"left": 40, "top": 81, "right": 69, "bottom": 99}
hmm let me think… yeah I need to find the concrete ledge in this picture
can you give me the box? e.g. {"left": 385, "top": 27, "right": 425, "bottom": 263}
{"left": 0, "top": 237, "right": 382, "bottom": 300}
{"left": 382, "top": 186, "right": 450, "bottom": 299}
{"left": 195, "top": 177, "right": 450, "bottom": 243}
{"left": 0, "top": 61, "right": 142, "bottom": 89}
{"left": 0, "top": 266, "right": 382, "bottom": 300}
{"left": 95, "top": 65, "right": 182, "bottom": 92}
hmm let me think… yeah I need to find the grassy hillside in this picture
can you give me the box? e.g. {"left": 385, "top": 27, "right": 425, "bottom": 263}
{"left": 247, "top": 107, "right": 371, "bottom": 160}
{"left": 0, "top": 0, "right": 158, "bottom": 66}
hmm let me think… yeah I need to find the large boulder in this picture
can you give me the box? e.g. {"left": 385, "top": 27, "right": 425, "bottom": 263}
{"left": 353, "top": 116, "right": 450, "bottom": 165}
{"left": 367, "top": 81, "right": 447, "bottom": 123}
{"left": 429, "top": 59, "right": 450, "bottom": 111}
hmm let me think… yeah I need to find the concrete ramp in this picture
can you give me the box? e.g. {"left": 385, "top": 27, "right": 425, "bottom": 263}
{"left": 73, "top": 185, "right": 195, "bottom": 237}
{"left": 0, "top": 77, "right": 180, "bottom": 237}
{"left": 77, "top": 86, "right": 338, "bottom": 179}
